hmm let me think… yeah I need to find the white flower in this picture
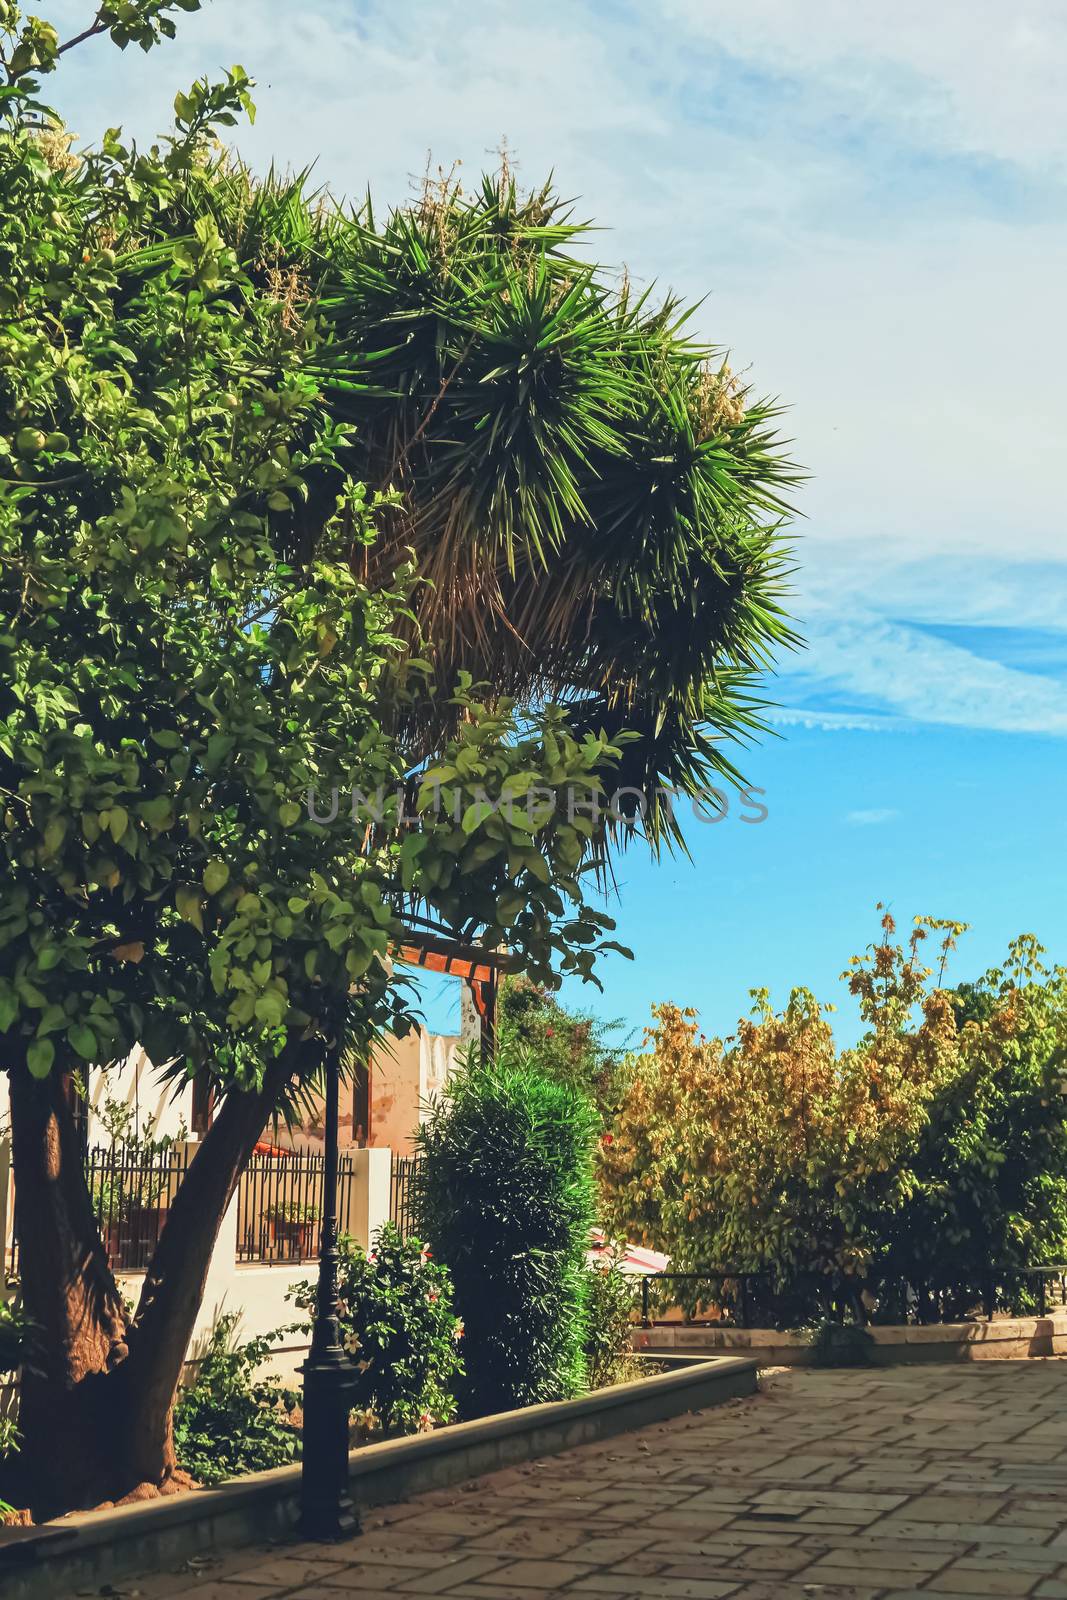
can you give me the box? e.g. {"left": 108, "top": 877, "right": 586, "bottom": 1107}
{"left": 343, "top": 1330, "right": 362, "bottom": 1355}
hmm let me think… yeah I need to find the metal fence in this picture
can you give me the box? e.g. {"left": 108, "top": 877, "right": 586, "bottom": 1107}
{"left": 640, "top": 1265, "right": 1067, "bottom": 1330}
{"left": 236, "top": 1149, "right": 336, "bottom": 1265}
{"left": 390, "top": 1155, "right": 421, "bottom": 1239}
{"left": 84, "top": 1141, "right": 193, "bottom": 1271}
{"left": 5, "top": 1140, "right": 422, "bottom": 1277}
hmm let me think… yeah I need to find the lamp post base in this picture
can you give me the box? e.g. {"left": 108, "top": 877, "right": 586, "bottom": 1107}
{"left": 298, "top": 1354, "right": 361, "bottom": 1541}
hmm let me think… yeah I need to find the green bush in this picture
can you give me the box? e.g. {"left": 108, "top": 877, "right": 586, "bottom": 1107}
{"left": 0, "top": 1300, "right": 29, "bottom": 1377}
{"left": 810, "top": 1319, "right": 874, "bottom": 1368}
{"left": 0, "top": 1299, "right": 30, "bottom": 1511}
{"left": 173, "top": 1315, "right": 299, "bottom": 1485}
{"left": 876, "top": 948, "right": 1067, "bottom": 1303}
{"left": 289, "top": 1225, "right": 462, "bottom": 1434}
{"left": 416, "top": 1048, "right": 598, "bottom": 1417}
{"left": 499, "top": 978, "right": 630, "bottom": 1123}
{"left": 583, "top": 1253, "right": 640, "bottom": 1388}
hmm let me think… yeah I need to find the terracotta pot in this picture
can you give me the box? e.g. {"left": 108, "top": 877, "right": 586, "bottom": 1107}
{"left": 268, "top": 1217, "right": 317, "bottom": 1258}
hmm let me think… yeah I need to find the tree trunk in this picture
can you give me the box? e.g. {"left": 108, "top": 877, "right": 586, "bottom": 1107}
{"left": 6, "top": 1065, "right": 130, "bottom": 1515}
{"left": 116, "top": 1054, "right": 294, "bottom": 1491}
{"left": 5, "top": 1050, "right": 299, "bottom": 1518}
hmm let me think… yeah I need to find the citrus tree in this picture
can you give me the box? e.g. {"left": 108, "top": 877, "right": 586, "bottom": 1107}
{"left": 0, "top": 0, "right": 799, "bottom": 1512}
{"left": 0, "top": 9, "right": 626, "bottom": 1514}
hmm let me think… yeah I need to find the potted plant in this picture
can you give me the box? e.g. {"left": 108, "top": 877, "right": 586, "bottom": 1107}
{"left": 265, "top": 1199, "right": 321, "bottom": 1258}
{"left": 89, "top": 1155, "right": 174, "bottom": 1270}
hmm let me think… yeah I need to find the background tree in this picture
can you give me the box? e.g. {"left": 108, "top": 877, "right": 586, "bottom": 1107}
{"left": 879, "top": 936, "right": 1067, "bottom": 1302}
{"left": 497, "top": 976, "right": 630, "bottom": 1121}
{"left": 170, "top": 145, "right": 800, "bottom": 848}
{"left": 601, "top": 913, "right": 1067, "bottom": 1324}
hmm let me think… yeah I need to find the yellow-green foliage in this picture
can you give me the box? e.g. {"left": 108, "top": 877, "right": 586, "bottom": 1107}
{"left": 601, "top": 912, "right": 1067, "bottom": 1310}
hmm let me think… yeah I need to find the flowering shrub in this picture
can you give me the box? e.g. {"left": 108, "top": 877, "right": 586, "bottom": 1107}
{"left": 289, "top": 1224, "right": 462, "bottom": 1435}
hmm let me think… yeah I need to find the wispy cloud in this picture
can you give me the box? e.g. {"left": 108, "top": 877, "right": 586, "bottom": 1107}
{"left": 781, "top": 610, "right": 1067, "bottom": 736}
{"left": 846, "top": 808, "right": 900, "bottom": 826}
{"left": 773, "top": 550, "right": 1067, "bottom": 736}
{"left": 43, "top": 0, "right": 1067, "bottom": 743}
{"left": 766, "top": 707, "right": 905, "bottom": 734}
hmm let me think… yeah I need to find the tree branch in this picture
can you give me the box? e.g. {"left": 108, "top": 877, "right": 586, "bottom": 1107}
{"left": 55, "top": 13, "right": 110, "bottom": 60}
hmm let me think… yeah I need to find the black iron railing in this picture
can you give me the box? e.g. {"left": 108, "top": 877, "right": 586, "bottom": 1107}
{"left": 236, "top": 1149, "right": 339, "bottom": 1264}
{"left": 639, "top": 1265, "right": 1067, "bottom": 1329}
{"left": 84, "top": 1141, "right": 193, "bottom": 1271}
{"left": 390, "top": 1155, "right": 421, "bottom": 1239}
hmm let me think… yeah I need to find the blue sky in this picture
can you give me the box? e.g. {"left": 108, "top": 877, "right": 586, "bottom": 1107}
{"left": 43, "top": 0, "right": 1067, "bottom": 1043}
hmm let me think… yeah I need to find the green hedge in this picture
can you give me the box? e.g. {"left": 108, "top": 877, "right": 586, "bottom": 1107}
{"left": 416, "top": 1048, "right": 598, "bottom": 1417}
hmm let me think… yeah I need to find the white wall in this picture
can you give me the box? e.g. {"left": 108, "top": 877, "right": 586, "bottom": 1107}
{"left": 86, "top": 1047, "right": 194, "bottom": 1144}
{"left": 2, "top": 1140, "right": 392, "bottom": 1380}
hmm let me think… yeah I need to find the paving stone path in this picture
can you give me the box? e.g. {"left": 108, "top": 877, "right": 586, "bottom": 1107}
{"left": 138, "top": 1362, "right": 1067, "bottom": 1600}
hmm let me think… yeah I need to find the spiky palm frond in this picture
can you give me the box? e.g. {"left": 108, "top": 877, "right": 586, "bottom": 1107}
{"left": 172, "top": 160, "right": 801, "bottom": 846}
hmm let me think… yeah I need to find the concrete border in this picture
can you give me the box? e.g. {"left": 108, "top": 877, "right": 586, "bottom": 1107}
{"left": 0, "top": 1353, "right": 756, "bottom": 1600}
{"left": 637, "top": 1312, "right": 1067, "bottom": 1365}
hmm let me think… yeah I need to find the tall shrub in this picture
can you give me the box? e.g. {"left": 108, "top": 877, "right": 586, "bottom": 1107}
{"left": 415, "top": 1051, "right": 598, "bottom": 1417}
{"left": 498, "top": 978, "right": 630, "bottom": 1122}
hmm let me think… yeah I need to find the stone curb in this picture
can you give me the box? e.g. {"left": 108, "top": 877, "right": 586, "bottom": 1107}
{"left": 0, "top": 1353, "right": 757, "bottom": 1600}
{"left": 637, "top": 1312, "right": 1067, "bottom": 1364}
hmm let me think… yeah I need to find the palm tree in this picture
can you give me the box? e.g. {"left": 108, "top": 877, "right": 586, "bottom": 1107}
{"left": 200, "top": 162, "right": 800, "bottom": 844}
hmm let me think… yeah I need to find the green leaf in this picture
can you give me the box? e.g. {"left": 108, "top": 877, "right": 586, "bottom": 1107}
{"left": 203, "top": 859, "right": 230, "bottom": 895}
{"left": 139, "top": 795, "right": 175, "bottom": 831}
{"left": 42, "top": 815, "right": 68, "bottom": 858}
{"left": 204, "top": 734, "right": 236, "bottom": 770}
{"left": 278, "top": 801, "right": 302, "bottom": 828}
{"left": 253, "top": 990, "right": 288, "bottom": 1026}
{"left": 68, "top": 1023, "right": 97, "bottom": 1061}
{"left": 27, "top": 1038, "right": 55, "bottom": 1079}
{"left": 346, "top": 946, "right": 373, "bottom": 979}
{"left": 176, "top": 884, "right": 205, "bottom": 931}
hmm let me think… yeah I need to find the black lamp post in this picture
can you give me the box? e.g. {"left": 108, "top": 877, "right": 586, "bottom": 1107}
{"left": 299, "top": 1033, "right": 360, "bottom": 1541}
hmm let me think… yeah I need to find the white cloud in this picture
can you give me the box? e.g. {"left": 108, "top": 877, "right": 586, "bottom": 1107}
{"left": 779, "top": 608, "right": 1067, "bottom": 735}
{"left": 663, "top": 0, "right": 1067, "bottom": 174}
{"left": 846, "top": 808, "right": 900, "bottom": 826}
{"left": 767, "top": 708, "right": 904, "bottom": 734}
{"left": 39, "top": 0, "right": 1067, "bottom": 735}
